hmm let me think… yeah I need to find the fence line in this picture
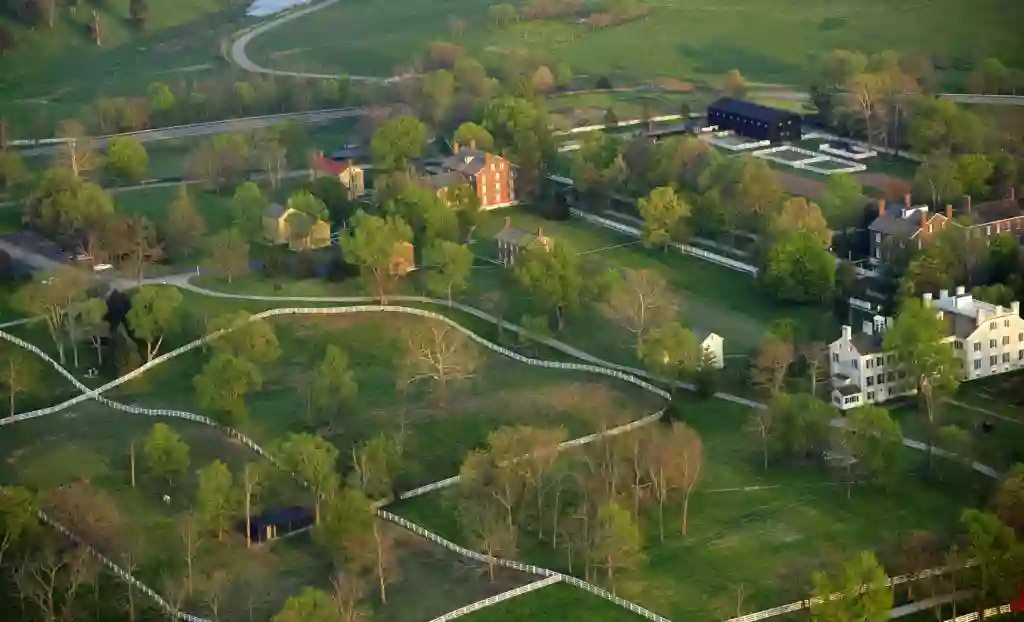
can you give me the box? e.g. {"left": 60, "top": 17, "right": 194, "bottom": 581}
{"left": 426, "top": 575, "right": 563, "bottom": 622}
{"left": 944, "top": 604, "right": 1016, "bottom": 622}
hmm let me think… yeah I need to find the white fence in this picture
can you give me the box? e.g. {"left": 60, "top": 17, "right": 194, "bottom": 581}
{"left": 569, "top": 208, "right": 759, "bottom": 276}
{"left": 944, "top": 604, "right": 1016, "bottom": 622}
{"left": 426, "top": 575, "right": 563, "bottom": 621}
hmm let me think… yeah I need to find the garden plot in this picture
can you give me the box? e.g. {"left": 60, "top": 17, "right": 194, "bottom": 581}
{"left": 752, "top": 145, "right": 866, "bottom": 175}
{"left": 702, "top": 132, "right": 770, "bottom": 151}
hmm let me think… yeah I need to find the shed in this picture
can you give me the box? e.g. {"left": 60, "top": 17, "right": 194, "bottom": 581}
{"left": 707, "top": 98, "right": 802, "bottom": 142}
{"left": 243, "top": 507, "right": 315, "bottom": 544}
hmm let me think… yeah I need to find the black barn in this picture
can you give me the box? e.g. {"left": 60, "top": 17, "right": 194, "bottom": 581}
{"left": 706, "top": 98, "right": 802, "bottom": 142}
{"left": 243, "top": 507, "right": 315, "bottom": 544}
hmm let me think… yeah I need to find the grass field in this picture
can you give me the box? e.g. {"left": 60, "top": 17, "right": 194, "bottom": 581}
{"left": 247, "top": 0, "right": 1024, "bottom": 86}
{"left": 393, "top": 394, "right": 990, "bottom": 622}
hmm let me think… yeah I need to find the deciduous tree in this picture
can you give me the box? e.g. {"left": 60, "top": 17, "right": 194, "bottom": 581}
{"left": 424, "top": 240, "right": 473, "bottom": 305}
{"left": 769, "top": 197, "right": 832, "bottom": 248}
{"left": 207, "top": 312, "right": 280, "bottom": 364}
{"left": 751, "top": 333, "right": 794, "bottom": 397}
{"left": 196, "top": 460, "right": 234, "bottom": 540}
{"left": 13, "top": 265, "right": 92, "bottom": 366}
{"left": 512, "top": 242, "right": 587, "bottom": 330}
{"left": 205, "top": 228, "right": 250, "bottom": 284}
{"left": 104, "top": 137, "right": 148, "bottom": 183}
{"left": 351, "top": 432, "right": 404, "bottom": 500}
{"left": 994, "top": 464, "right": 1024, "bottom": 536}
{"left": 143, "top": 423, "right": 190, "bottom": 485}
{"left": 0, "top": 151, "right": 28, "bottom": 193}
{"left": 603, "top": 268, "right": 678, "bottom": 348}
{"left": 638, "top": 186, "right": 690, "bottom": 250}
{"left": 0, "top": 485, "right": 36, "bottom": 567}
{"left": 819, "top": 173, "right": 865, "bottom": 230}
{"left": 127, "top": 286, "right": 182, "bottom": 361}
{"left": 589, "top": 501, "right": 644, "bottom": 590}
{"left": 272, "top": 587, "right": 337, "bottom": 622}
{"left": 770, "top": 393, "right": 833, "bottom": 461}
{"left": 105, "top": 214, "right": 163, "bottom": 283}
{"left": 371, "top": 116, "right": 427, "bottom": 172}
{"left": 340, "top": 210, "right": 414, "bottom": 302}
{"left": 231, "top": 181, "right": 266, "bottom": 238}
{"left": 24, "top": 168, "right": 113, "bottom": 242}
{"left": 312, "top": 345, "right": 358, "bottom": 423}
{"left": 0, "top": 347, "right": 39, "bottom": 416}
{"left": 403, "top": 323, "right": 479, "bottom": 390}
{"left": 959, "top": 509, "right": 1021, "bottom": 617}
{"left": 840, "top": 406, "right": 902, "bottom": 487}
{"left": 638, "top": 323, "right": 701, "bottom": 381}
{"left": 760, "top": 232, "right": 836, "bottom": 303}
{"left": 277, "top": 433, "right": 339, "bottom": 523}
{"left": 723, "top": 69, "right": 746, "bottom": 98}
{"left": 811, "top": 551, "right": 893, "bottom": 622}
{"left": 193, "top": 354, "right": 263, "bottom": 425}
{"left": 454, "top": 121, "right": 495, "bottom": 152}
{"left": 165, "top": 185, "right": 207, "bottom": 259}
{"left": 56, "top": 119, "right": 98, "bottom": 179}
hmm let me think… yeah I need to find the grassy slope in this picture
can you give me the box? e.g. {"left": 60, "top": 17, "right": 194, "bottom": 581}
{"left": 249, "top": 0, "right": 1024, "bottom": 84}
{"left": 395, "top": 394, "right": 988, "bottom": 622}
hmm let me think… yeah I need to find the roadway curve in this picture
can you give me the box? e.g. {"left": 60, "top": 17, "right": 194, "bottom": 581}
{"left": 230, "top": 0, "right": 395, "bottom": 82}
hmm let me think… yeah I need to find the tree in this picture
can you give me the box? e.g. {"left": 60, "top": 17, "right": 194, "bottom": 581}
{"left": 841, "top": 406, "right": 902, "bottom": 486}
{"left": 0, "top": 347, "right": 39, "bottom": 416}
{"left": 351, "top": 433, "right": 404, "bottom": 500}
{"left": 13, "top": 265, "right": 92, "bottom": 366}
{"left": 56, "top": 119, "right": 98, "bottom": 179}
{"left": 127, "top": 286, "right": 182, "bottom": 361}
{"left": 104, "top": 137, "right": 148, "bottom": 183}
{"left": 238, "top": 461, "right": 269, "bottom": 549}
{"left": 47, "top": 480, "right": 123, "bottom": 554}
{"left": 186, "top": 133, "right": 249, "bottom": 191}
{"left": 637, "top": 186, "right": 690, "bottom": 250}
{"left": 955, "top": 154, "right": 993, "bottom": 200}
{"left": 165, "top": 185, "right": 207, "bottom": 259}
{"left": 194, "top": 354, "right": 263, "bottom": 425}
{"left": 760, "top": 232, "right": 836, "bottom": 303}
{"left": 751, "top": 333, "right": 794, "bottom": 397}
{"left": 272, "top": 587, "right": 337, "bottom": 622}
{"left": 147, "top": 82, "right": 176, "bottom": 115}
{"left": 723, "top": 69, "right": 746, "bottom": 98}
{"left": 403, "top": 323, "right": 479, "bottom": 390}
{"left": 453, "top": 57, "right": 490, "bottom": 99}
{"left": 231, "top": 181, "right": 266, "bottom": 238}
{"left": 907, "top": 98, "right": 983, "bottom": 156}
{"left": 512, "top": 242, "right": 590, "bottom": 330}
{"left": 0, "top": 485, "right": 36, "bottom": 567}
{"left": 994, "top": 464, "right": 1024, "bottom": 536}
{"left": 590, "top": 501, "right": 644, "bottom": 590}
{"left": 24, "top": 168, "right": 113, "bottom": 242}
{"left": 196, "top": 461, "right": 235, "bottom": 540}
{"left": 603, "top": 269, "right": 678, "bottom": 348}
{"left": 277, "top": 433, "right": 339, "bottom": 523}
{"left": 205, "top": 228, "right": 250, "bottom": 284}
{"left": 456, "top": 489, "right": 516, "bottom": 581}
{"left": 819, "top": 173, "right": 865, "bottom": 230}
{"left": 178, "top": 511, "right": 201, "bottom": 596}
{"left": 489, "top": 3, "right": 516, "bottom": 27}
{"left": 553, "top": 62, "right": 573, "bottom": 90}
{"left": 959, "top": 509, "right": 1021, "bottom": 617}
{"left": 638, "top": 322, "right": 701, "bottom": 381}
{"left": 0, "top": 151, "right": 28, "bottom": 193}
{"left": 105, "top": 215, "right": 163, "bottom": 284}
{"left": 340, "top": 210, "right": 414, "bottom": 302}
{"left": 769, "top": 392, "right": 833, "bottom": 462}
{"left": 207, "top": 312, "right": 281, "bottom": 364}
{"left": 843, "top": 73, "right": 885, "bottom": 147}
{"left": 312, "top": 345, "right": 358, "bottom": 422}
{"left": 531, "top": 65, "right": 555, "bottom": 94}
{"left": 811, "top": 551, "right": 893, "bottom": 622}
{"left": 424, "top": 240, "right": 473, "bottom": 306}
{"left": 935, "top": 424, "right": 975, "bottom": 481}
{"left": 883, "top": 298, "right": 962, "bottom": 469}
{"left": 129, "top": 0, "right": 148, "bottom": 28}
{"left": 454, "top": 122, "right": 495, "bottom": 152}
{"left": 770, "top": 197, "right": 832, "bottom": 248}
{"left": 799, "top": 341, "right": 829, "bottom": 397}
{"left": 142, "top": 423, "right": 190, "bottom": 485}
{"left": 420, "top": 70, "right": 456, "bottom": 127}
{"left": 371, "top": 116, "right": 427, "bottom": 172}
{"left": 914, "top": 155, "right": 964, "bottom": 207}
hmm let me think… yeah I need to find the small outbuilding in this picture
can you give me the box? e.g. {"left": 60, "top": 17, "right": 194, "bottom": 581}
{"left": 707, "top": 98, "right": 802, "bottom": 142}
{"left": 693, "top": 328, "right": 724, "bottom": 369}
{"left": 243, "top": 507, "right": 315, "bottom": 544}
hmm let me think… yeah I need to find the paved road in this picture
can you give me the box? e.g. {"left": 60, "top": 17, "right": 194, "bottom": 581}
{"left": 940, "top": 94, "right": 1024, "bottom": 106}
{"left": 14, "top": 107, "right": 368, "bottom": 156}
{"left": 0, "top": 238, "right": 64, "bottom": 271}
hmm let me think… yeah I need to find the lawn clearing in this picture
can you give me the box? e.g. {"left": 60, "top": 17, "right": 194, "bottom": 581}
{"left": 394, "top": 394, "right": 981, "bottom": 622}
{"left": 248, "top": 0, "right": 1023, "bottom": 86}
{"left": 462, "top": 583, "right": 644, "bottom": 621}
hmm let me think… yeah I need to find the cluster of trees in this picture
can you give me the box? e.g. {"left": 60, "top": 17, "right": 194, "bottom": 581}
{"left": 446, "top": 417, "right": 701, "bottom": 589}
{"left": 486, "top": 0, "right": 648, "bottom": 33}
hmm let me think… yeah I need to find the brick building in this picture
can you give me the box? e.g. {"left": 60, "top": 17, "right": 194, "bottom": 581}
{"left": 431, "top": 141, "right": 517, "bottom": 209}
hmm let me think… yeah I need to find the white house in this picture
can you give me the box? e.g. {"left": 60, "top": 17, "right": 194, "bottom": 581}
{"left": 828, "top": 287, "right": 1024, "bottom": 410}
{"left": 694, "top": 329, "right": 724, "bottom": 369}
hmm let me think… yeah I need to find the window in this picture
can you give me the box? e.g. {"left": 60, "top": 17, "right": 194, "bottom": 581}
{"left": 1019, "top": 332, "right": 1023, "bottom": 342}
{"left": 876, "top": 357, "right": 883, "bottom": 366}
{"left": 1019, "top": 350, "right": 1023, "bottom": 361}
{"left": 832, "top": 353, "right": 839, "bottom": 363}
{"left": 866, "top": 359, "right": 873, "bottom": 369}
{"left": 1004, "top": 336, "right": 1011, "bottom": 346}
{"left": 887, "top": 372, "right": 895, "bottom": 382}
{"left": 1003, "top": 353, "right": 1011, "bottom": 363}
{"left": 974, "top": 359, "right": 982, "bottom": 370}
{"left": 990, "top": 355, "right": 998, "bottom": 366}
{"left": 853, "top": 360, "right": 859, "bottom": 370}
{"left": 990, "top": 339, "right": 998, "bottom": 348}
{"left": 867, "top": 391, "right": 875, "bottom": 401}
{"left": 866, "top": 376, "right": 874, "bottom": 387}
{"left": 876, "top": 374, "right": 884, "bottom": 385}
{"left": 990, "top": 323, "right": 997, "bottom": 331}
{"left": 887, "top": 355, "right": 895, "bottom": 364}
{"left": 974, "top": 342, "right": 982, "bottom": 352}
{"left": 1005, "top": 320, "right": 1011, "bottom": 328}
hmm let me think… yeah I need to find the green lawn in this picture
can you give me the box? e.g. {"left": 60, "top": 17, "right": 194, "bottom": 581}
{"left": 463, "top": 583, "right": 644, "bottom": 622}
{"left": 546, "top": 90, "right": 709, "bottom": 128}
{"left": 248, "top": 0, "right": 1023, "bottom": 86}
{"left": 393, "top": 394, "right": 986, "bottom": 622}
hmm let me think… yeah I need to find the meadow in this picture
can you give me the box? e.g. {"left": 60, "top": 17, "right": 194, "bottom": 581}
{"left": 248, "top": 0, "right": 1024, "bottom": 86}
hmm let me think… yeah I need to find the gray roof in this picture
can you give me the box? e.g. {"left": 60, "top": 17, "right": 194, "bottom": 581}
{"left": 943, "top": 314, "right": 976, "bottom": 339}
{"left": 264, "top": 203, "right": 286, "bottom": 219}
{"left": 850, "top": 333, "right": 885, "bottom": 355}
{"left": 692, "top": 328, "right": 717, "bottom": 342}
{"left": 427, "top": 171, "right": 467, "bottom": 191}
{"left": 868, "top": 212, "right": 923, "bottom": 236}
{"left": 834, "top": 384, "right": 861, "bottom": 397}
{"left": 441, "top": 149, "right": 488, "bottom": 176}
{"left": 707, "top": 98, "right": 801, "bottom": 124}
{"left": 964, "top": 198, "right": 1023, "bottom": 226}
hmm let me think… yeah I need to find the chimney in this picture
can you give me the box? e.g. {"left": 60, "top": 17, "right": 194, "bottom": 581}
{"left": 453, "top": 142, "right": 460, "bottom": 154}
{"left": 537, "top": 227, "right": 543, "bottom": 239}
{"left": 940, "top": 289, "right": 949, "bottom": 299}
{"left": 920, "top": 209, "right": 927, "bottom": 230}
{"left": 504, "top": 216, "right": 510, "bottom": 228}
{"left": 842, "top": 325, "right": 852, "bottom": 341}
{"left": 966, "top": 195, "right": 972, "bottom": 213}
{"left": 922, "top": 292, "right": 933, "bottom": 304}
{"left": 1011, "top": 186, "right": 1016, "bottom": 201}
{"left": 878, "top": 198, "right": 886, "bottom": 217}
{"left": 905, "top": 192, "right": 912, "bottom": 208}
{"left": 470, "top": 139, "right": 477, "bottom": 151}
{"left": 862, "top": 320, "right": 874, "bottom": 336}
{"left": 945, "top": 204, "right": 952, "bottom": 220}
{"left": 955, "top": 285, "right": 966, "bottom": 296}
{"left": 996, "top": 305, "right": 1005, "bottom": 316}
{"left": 1012, "top": 301, "right": 1020, "bottom": 316}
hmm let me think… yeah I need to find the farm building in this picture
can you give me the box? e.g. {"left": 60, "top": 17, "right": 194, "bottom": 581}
{"left": 707, "top": 98, "right": 802, "bottom": 142}
{"left": 242, "top": 507, "right": 315, "bottom": 544}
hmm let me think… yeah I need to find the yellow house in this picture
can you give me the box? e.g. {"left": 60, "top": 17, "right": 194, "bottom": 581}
{"left": 316, "top": 153, "right": 366, "bottom": 198}
{"left": 263, "top": 203, "right": 332, "bottom": 251}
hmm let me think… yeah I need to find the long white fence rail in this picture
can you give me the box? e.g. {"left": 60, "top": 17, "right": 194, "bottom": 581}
{"left": 0, "top": 292, "right": 993, "bottom": 622}
{"left": 426, "top": 575, "right": 563, "bottom": 622}
{"left": 944, "top": 604, "right": 1016, "bottom": 622}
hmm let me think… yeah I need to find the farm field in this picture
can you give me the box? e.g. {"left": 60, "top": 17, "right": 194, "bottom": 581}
{"left": 247, "top": 0, "right": 1024, "bottom": 85}
{"left": 393, "top": 394, "right": 989, "bottom": 622}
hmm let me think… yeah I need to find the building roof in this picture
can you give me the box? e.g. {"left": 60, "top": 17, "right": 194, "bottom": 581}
{"left": 427, "top": 171, "right": 467, "bottom": 191}
{"left": 868, "top": 206, "right": 929, "bottom": 236}
{"left": 833, "top": 383, "right": 862, "bottom": 397}
{"left": 264, "top": 203, "right": 287, "bottom": 219}
{"left": 316, "top": 155, "right": 353, "bottom": 177}
{"left": 330, "top": 146, "right": 367, "bottom": 161}
{"left": 850, "top": 332, "right": 885, "bottom": 355}
{"left": 963, "top": 197, "right": 1023, "bottom": 226}
{"left": 707, "top": 98, "right": 800, "bottom": 124}
{"left": 692, "top": 328, "right": 719, "bottom": 343}
{"left": 249, "top": 506, "right": 314, "bottom": 528}
{"left": 441, "top": 149, "right": 490, "bottom": 176}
